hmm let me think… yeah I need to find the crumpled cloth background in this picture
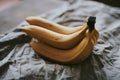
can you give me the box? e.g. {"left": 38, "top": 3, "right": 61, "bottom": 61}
{"left": 0, "top": 0, "right": 120, "bottom": 80}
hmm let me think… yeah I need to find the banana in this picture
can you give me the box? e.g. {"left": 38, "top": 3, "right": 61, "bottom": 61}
{"left": 30, "top": 28, "right": 99, "bottom": 64}
{"left": 91, "top": 29, "right": 99, "bottom": 45}
{"left": 21, "top": 22, "right": 88, "bottom": 49}
{"left": 26, "top": 16, "right": 87, "bottom": 34}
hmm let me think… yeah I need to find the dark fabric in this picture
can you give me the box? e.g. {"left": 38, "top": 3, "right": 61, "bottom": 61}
{"left": 95, "top": 0, "right": 120, "bottom": 7}
{"left": 0, "top": 0, "right": 120, "bottom": 80}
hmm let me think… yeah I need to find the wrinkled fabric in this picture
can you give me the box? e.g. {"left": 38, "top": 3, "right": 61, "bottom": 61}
{"left": 0, "top": 0, "right": 120, "bottom": 80}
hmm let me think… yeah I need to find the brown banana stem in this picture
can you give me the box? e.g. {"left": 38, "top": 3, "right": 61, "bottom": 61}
{"left": 87, "top": 16, "right": 96, "bottom": 32}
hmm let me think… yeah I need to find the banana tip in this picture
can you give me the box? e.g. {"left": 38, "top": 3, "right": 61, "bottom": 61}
{"left": 29, "top": 41, "right": 33, "bottom": 46}
{"left": 26, "top": 17, "right": 31, "bottom": 21}
{"left": 21, "top": 26, "right": 30, "bottom": 32}
{"left": 30, "top": 41, "right": 38, "bottom": 48}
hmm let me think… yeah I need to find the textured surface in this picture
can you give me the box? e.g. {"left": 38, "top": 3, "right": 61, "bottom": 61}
{"left": 0, "top": 0, "right": 63, "bottom": 34}
{"left": 0, "top": 0, "right": 120, "bottom": 80}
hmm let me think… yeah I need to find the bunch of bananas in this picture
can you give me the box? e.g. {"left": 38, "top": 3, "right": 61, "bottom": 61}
{"left": 21, "top": 16, "right": 99, "bottom": 64}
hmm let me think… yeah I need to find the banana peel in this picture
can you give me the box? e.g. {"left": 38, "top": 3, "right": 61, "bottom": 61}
{"left": 21, "top": 22, "right": 88, "bottom": 49}
{"left": 30, "top": 29, "right": 98, "bottom": 64}
{"left": 26, "top": 16, "right": 85, "bottom": 34}
{"left": 22, "top": 16, "right": 99, "bottom": 64}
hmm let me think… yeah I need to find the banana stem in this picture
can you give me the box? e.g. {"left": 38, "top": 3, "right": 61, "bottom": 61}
{"left": 87, "top": 16, "right": 96, "bottom": 32}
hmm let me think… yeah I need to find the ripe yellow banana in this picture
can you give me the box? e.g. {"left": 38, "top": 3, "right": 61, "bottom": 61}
{"left": 30, "top": 29, "right": 98, "bottom": 64}
{"left": 91, "top": 29, "right": 99, "bottom": 45}
{"left": 26, "top": 16, "right": 86, "bottom": 34}
{"left": 21, "top": 22, "right": 88, "bottom": 49}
